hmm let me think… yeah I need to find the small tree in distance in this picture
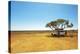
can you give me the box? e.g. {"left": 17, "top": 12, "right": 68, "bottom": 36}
{"left": 46, "top": 19, "right": 73, "bottom": 36}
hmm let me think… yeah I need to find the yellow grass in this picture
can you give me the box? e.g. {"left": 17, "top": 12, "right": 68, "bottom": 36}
{"left": 9, "top": 31, "right": 78, "bottom": 53}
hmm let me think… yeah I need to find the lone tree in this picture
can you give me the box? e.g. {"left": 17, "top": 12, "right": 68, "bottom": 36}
{"left": 46, "top": 19, "right": 73, "bottom": 36}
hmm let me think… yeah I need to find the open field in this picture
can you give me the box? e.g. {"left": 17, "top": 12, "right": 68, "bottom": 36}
{"left": 9, "top": 30, "right": 78, "bottom": 53}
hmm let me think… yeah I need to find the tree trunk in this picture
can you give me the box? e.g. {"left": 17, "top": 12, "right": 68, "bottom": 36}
{"left": 58, "top": 30, "right": 59, "bottom": 37}
{"left": 50, "top": 27, "right": 54, "bottom": 31}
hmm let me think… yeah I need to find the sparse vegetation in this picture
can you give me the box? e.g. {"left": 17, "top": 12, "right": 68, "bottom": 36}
{"left": 46, "top": 19, "right": 73, "bottom": 36}
{"left": 10, "top": 30, "right": 78, "bottom": 53}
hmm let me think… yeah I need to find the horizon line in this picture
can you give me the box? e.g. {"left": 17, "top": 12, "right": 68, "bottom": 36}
{"left": 9, "top": 29, "right": 78, "bottom": 32}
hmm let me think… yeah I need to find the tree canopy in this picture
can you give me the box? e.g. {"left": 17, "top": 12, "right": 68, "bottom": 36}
{"left": 46, "top": 19, "right": 73, "bottom": 30}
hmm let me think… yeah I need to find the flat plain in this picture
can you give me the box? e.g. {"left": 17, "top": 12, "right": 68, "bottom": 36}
{"left": 9, "top": 30, "right": 78, "bottom": 53}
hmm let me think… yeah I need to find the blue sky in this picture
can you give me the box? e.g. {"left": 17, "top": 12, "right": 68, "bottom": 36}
{"left": 10, "top": 1, "right": 78, "bottom": 31}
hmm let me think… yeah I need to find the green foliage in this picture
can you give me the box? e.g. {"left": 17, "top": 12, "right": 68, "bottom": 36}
{"left": 46, "top": 19, "right": 73, "bottom": 30}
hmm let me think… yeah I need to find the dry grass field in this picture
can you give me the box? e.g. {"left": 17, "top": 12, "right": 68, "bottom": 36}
{"left": 9, "top": 30, "right": 78, "bottom": 53}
